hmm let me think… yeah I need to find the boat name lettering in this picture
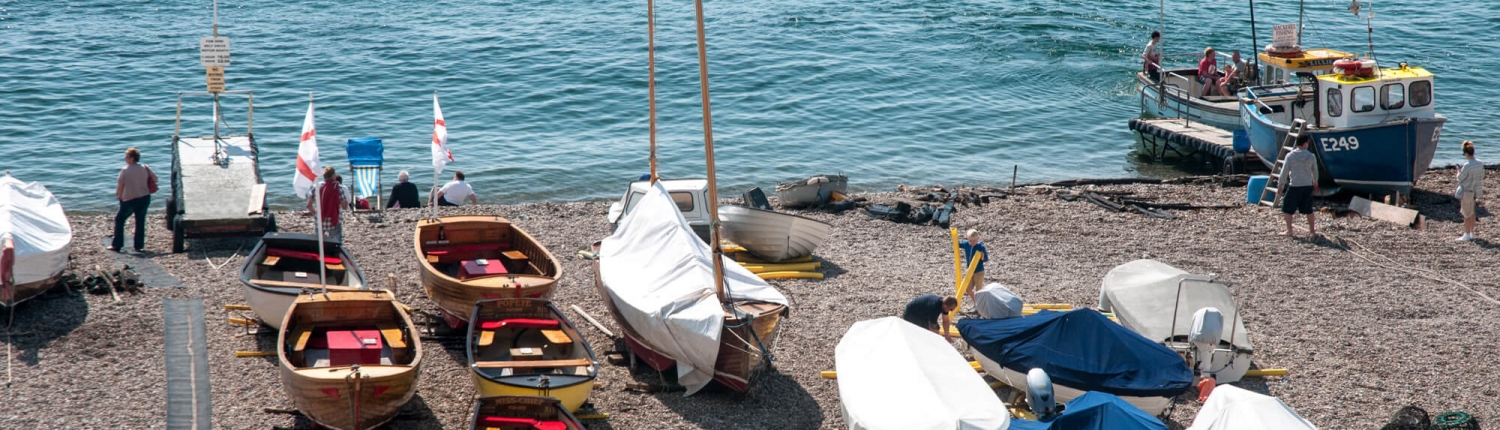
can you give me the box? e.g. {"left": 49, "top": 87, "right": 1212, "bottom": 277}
{"left": 1320, "top": 136, "right": 1360, "bottom": 152}
{"left": 1303, "top": 59, "right": 1335, "bottom": 67}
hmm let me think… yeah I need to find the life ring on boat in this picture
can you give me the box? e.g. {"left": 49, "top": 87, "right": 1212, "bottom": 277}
{"left": 1264, "top": 43, "right": 1303, "bottom": 58}
{"left": 1333, "top": 58, "right": 1377, "bottom": 76}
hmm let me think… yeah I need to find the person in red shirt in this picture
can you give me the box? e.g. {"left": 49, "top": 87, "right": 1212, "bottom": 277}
{"left": 305, "top": 167, "right": 343, "bottom": 241}
{"left": 1197, "top": 47, "right": 1221, "bottom": 97}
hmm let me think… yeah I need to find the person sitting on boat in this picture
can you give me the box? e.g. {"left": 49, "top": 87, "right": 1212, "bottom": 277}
{"left": 435, "top": 171, "right": 478, "bottom": 207}
{"left": 1455, "top": 140, "right": 1484, "bottom": 241}
{"left": 902, "top": 294, "right": 959, "bottom": 342}
{"left": 1217, "top": 50, "right": 1248, "bottom": 97}
{"left": 1277, "top": 135, "right": 1320, "bottom": 237}
{"left": 1197, "top": 47, "right": 1221, "bottom": 97}
{"left": 1141, "top": 31, "right": 1162, "bottom": 81}
{"left": 386, "top": 170, "right": 422, "bottom": 209}
{"left": 958, "top": 229, "right": 988, "bottom": 302}
{"left": 111, "top": 147, "right": 158, "bottom": 252}
{"left": 305, "top": 167, "right": 344, "bottom": 241}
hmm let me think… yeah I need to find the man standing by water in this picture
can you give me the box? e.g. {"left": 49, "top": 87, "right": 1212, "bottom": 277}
{"left": 1142, "top": 31, "right": 1162, "bottom": 81}
{"left": 1455, "top": 140, "right": 1484, "bottom": 241}
{"left": 435, "top": 171, "right": 478, "bottom": 206}
{"left": 1278, "top": 135, "right": 1320, "bottom": 237}
{"left": 111, "top": 147, "right": 158, "bottom": 252}
{"left": 903, "top": 294, "right": 958, "bottom": 343}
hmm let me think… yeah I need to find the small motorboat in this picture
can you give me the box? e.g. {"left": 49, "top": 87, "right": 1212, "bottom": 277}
{"left": 775, "top": 174, "right": 847, "bottom": 208}
{"left": 1099, "top": 259, "right": 1253, "bottom": 383}
{"left": 837, "top": 317, "right": 1011, "bottom": 430}
{"left": 1187, "top": 385, "right": 1318, "bottom": 430}
{"left": 594, "top": 182, "right": 790, "bottom": 394}
{"left": 469, "top": 395, "right": 586, "bottom": 430}
{"left": 717, "top": 205, "right": 831, "bottom": 263}
{"left": 466, "top": 298, "right": 598, "bottom": 412}
{"left": 1010, "top": 391, "right": 1167, "bottom": 430}
{"left": 278, "top": 290, "right": 422, "bottom": 430}
{"left": 0, "top": 173, "right": 71, "bottom": 308}
{"left": 958, "top": 308, "right": 1192, "bottom": 415}
{"left": 239, "top": 232, "right": 366, "bottom": 329}
{"left": 414, "top": 216, "right": 562, "bottom": 325}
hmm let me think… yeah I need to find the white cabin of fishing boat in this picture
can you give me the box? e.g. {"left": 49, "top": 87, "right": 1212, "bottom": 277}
{"left": 1315, "top": 62, "right": 1436, "bottom": 129}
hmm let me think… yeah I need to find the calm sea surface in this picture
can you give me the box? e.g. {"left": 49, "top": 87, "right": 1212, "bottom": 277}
{"left": 2, "top": 0, "right": 1496, "bottom": 213}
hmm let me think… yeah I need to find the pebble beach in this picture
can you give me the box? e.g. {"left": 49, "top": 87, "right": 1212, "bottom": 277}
{"left": 4, "top": 168, "right": 1499, "bottom": 429}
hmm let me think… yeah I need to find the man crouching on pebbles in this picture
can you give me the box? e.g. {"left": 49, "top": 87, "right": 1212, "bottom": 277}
{"left": 1278, "top": 135, "right": 1320, "bottom": 237}
{"left": 903, "top": 294, "right": 958, "bottom": 342}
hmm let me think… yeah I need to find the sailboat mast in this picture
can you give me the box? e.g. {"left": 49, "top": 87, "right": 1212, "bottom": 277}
{"left": 692, "top": 0, "right": 726, "bottom": 301}
{"left": 648, "top": 0, "right": 659, "bottom": 183}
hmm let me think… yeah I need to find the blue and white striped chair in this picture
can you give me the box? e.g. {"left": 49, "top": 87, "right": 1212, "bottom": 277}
{"left": 345, "top": 137, "right": 384, "bottom": 210}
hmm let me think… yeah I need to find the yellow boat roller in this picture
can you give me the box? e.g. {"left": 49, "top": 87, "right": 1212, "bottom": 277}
{"left": 733, "top": 254, "right": 814, "bottom": 264}
{"left": 740, "top": 262, "right": 822, "bottom": 273}
{"left": 757, "top": 271, "right": 824, "bottom": 280}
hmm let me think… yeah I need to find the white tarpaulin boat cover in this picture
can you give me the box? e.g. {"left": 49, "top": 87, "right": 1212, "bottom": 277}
{"left": 0, "top": 173, "right": 71, "bottom": 288}
{"left": 974, "top": 283, "right": 1023, "bottom": 319}
{"left": 1187, "top": 385, "right": 1317, "bottom": 430}
{"left": 1098, "top": 260, "right": 1251, "bottom": 352}
{"left": 599, "top": 181, "right": 788, "bottom": 394}
{"left": 837, "top": 317, "right": 1010, "bottom": 430}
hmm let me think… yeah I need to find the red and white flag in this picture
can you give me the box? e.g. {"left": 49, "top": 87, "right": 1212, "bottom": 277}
{"left": 432, "top": 93, "right": 453, "bottom": 173}
{"left": 293, "top": 99, "right": 321, "bottom": 199}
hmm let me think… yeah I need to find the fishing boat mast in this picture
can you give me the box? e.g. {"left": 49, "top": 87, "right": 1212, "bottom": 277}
{"left": 690, "top": 0, "right": 726, "bottom": 301}
{"left": 648, "top": 0, "right": 658, "bottom": 184}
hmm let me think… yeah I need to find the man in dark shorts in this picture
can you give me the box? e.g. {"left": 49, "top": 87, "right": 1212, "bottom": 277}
{"left": 1278, "top": 135, "right": 1321, "bottom": 236}
{"left": 903, "top": 294, "right": 959, "bottom": 342}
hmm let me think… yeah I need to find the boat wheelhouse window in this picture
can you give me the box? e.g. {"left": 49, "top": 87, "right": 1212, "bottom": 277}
{"left": 669, "top": 192, "right": 695, "bottom": 212}
{"left": 1410, "top": 80, "right": 1432, "bottom": 107}
{"left": 1326, "top": 88, "right": 1343, "bottom": 117}
{"left": 1381, "top": 83, "right": 1405, "bottom": 110}
{"left": 1352, "top": 86, "right": 1376, "bottom": 113}
{"left": 624, "top": 191, "right": 645, "bottom": 213}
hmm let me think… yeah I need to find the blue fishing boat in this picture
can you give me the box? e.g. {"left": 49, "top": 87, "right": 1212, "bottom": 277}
{"left": 1242, "top": 59, "right": 1445, "bottom": 195}
{"left": 957, "top": 308, "right": 1193, "bottom": 415}
{"left": 1010, "top": 391, "right": 1167, "bottom": 430}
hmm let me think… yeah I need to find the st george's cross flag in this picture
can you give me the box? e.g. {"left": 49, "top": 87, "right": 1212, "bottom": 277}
{"left": 432, "top": 93, "right": 453, "bottom": 174}
{"left": 293, "top": 99, "right": 321, "bottom": 199}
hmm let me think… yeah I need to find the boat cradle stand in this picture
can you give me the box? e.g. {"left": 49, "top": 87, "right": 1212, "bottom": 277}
{"left": 1128, "top": 118, "right": 1266, "bottom": 175}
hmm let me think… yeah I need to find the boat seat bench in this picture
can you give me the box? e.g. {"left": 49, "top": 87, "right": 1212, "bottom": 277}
{"left": 472, "top": 358, "right": 592, "bottom": 369}
{"left": 477, "top": 318, "right": 560, "bottom": 347}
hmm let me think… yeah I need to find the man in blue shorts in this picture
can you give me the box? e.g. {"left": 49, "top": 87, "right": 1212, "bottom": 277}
{"left": 1278, "top": 135, "right": 1321, "bottom": 236}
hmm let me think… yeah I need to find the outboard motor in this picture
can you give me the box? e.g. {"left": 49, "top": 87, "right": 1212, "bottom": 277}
{"left": 1026, "top": 368, "right": 1059, "bottom": 420}
{"left": 1189, "top": 307, "right": 1225, "bottom": 374}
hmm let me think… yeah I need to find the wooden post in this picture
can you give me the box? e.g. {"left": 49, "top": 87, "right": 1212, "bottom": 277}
{"left": 692, "top": 0, "right": 725, "bottom": 301}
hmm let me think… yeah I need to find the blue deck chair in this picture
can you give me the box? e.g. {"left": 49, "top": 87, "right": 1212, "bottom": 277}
{"left": 346, "top": 137, "right": 384, "bottom": 209}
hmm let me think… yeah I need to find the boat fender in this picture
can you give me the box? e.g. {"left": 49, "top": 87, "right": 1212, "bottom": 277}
{"left": 1264, "top": 43, "right": 1303, "bottom": 58}
{"left": 1026, "top": 368, "right": 1059, "bottom": 420}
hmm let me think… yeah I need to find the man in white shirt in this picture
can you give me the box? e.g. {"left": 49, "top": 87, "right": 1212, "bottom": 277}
{"left": 436, "top": 171, "right": 478, "bottom": 206}
{"left": 1142, "top": 31, "right": 1162, "bottom": 81}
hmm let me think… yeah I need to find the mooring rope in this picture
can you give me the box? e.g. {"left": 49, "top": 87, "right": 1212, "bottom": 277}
{"left": 1324, "top": 233, "right": 1500, "bottom": 306}
{"left": 202, "top": 243, "right": 243, "bottom": 271}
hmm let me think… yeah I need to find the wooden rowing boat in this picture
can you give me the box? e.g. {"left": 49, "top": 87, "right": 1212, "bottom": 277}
{"left": 239, "top": 232, "right": 366, "bottom": 329}
{"left": 466, "top": 298, "right": 598, "bottom": 412}
{"left": 278, "top": 290, "right": 422, "bottom": 430}
{"left": 469, "top": 395, "right": 586, "bottom": 430}
{"left": 414, "top": 216, "right": 561, "bottom": 324}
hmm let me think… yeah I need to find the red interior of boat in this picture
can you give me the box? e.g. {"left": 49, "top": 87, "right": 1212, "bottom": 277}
{"left": 478, "top": 318, "right": 559, "bottom": 330}
{"left": 480, "top": 416, "right": 566, "bottom": 430}
{"left": 265, "top": 247, "right": 342, "bottom": 265}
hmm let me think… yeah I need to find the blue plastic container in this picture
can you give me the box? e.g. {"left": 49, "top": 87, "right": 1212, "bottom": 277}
{"left": 1232, "top": 130, "right": 1250, "bottom": 153}
{"left": 1247, "top": 175, "right": 1269, "bottom": 203}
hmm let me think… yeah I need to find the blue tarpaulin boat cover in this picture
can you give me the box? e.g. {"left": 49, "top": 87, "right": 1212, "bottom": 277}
{"left": 1009, "top": 391, "right": 1167, "bottom": 430}
{"left": 345, "top": 138, "right": 384, "bottom": 166}
{"left": 957, "top": 308, "right": 1192, "bottom": 398}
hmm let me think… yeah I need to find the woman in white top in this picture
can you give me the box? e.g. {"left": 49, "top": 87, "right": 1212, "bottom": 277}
{"left": 1455, "top": 140, "right": 1484, "bottom": 241}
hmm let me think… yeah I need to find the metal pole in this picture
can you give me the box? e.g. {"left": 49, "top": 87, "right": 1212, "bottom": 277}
{"left": 1297, "top": 0, "right": 1304, "bottom": 46}
{"left": 1249, "top": 0, "right": 1260, "bottom": 86}
{"left": 647, "top": 0, "right": 658, "bottom": 184}
{"left": 692, "top": 0, "right": 725, "bottom": 301}
{"left": 212, "top": 0, "right": 218, "bottom": 38}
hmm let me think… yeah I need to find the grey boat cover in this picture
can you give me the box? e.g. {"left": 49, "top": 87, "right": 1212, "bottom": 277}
{"left": 974, "top": 283, "right": 1023, "bottom": 319}
{"left": 1098, "top": 260, "right": 1251, "bottom": 352}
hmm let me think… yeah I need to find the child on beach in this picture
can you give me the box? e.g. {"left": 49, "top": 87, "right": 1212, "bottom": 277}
{"left": 959, "top": 229, "right": 988, "bottom": 301}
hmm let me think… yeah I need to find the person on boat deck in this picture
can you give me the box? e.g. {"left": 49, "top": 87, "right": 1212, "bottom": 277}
{"left": 1197, "top": 47, "right": 1221, "bottom": 97}
{"left": 387, "top": 170, "right": 422, "bottom": 209}
{"left": 958, "top": 229, "right": 988, "bottom": 302}
{"left": 1217, "top": 50, "right": 1248, "bottom": 97}
{"left": 1455, "top": 140, "right": 1484, "bottom": 241}
{"left": 902, "top": 294, "right": 959, "bottom": 342}
{"left": 111, "top": 147, "right": 158, "bottom": 252}
{"left": 436, "top": 171, "right": 478, "bottom": 207}
{"left": 1277, "top": 135, "right": 1320, "bottom": 237}
{"left": 1142, "top": 31, "right": 1162, "bottom": 81}
{"left": 305, "top": 167, "right": 344, "bottom": 241}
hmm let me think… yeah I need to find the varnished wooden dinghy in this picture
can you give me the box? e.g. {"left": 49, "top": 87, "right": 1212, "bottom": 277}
{"left": 469, "top": 395, "right": 586, "bottom": 430}
{"left": 239, "top": 232, "right": 366, "bottom": 329}
{"left": 414, "top": 216, "right": 561, "bottom": 324}
{"left": 467, "top": 298, "right": 598, "bottom": 412}
{"left": 278, "top": 290, "right": 422, "bottom": 430}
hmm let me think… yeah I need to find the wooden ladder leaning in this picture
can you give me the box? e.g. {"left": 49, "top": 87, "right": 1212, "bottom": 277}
{"left": 1259, "top": 119, "right": 1308, "bottom": 207}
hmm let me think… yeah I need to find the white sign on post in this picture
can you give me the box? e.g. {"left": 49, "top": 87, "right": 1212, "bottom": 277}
{"left": 200, "top": 37, "right": 231, "bottom": 67}
{"left": 1272, "top": 24, "right": 1298, "bottom": 46}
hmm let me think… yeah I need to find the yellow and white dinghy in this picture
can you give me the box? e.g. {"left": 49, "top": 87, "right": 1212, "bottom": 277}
{"left": 466, "top": 298, "right": 598, "bottom": 412}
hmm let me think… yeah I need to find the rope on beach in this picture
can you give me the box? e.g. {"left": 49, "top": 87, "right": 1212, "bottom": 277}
{"left": 202, "top": 243, "right": 243, "bottom": 271}
{"left": 1327, "top": 234, "right": 1500, "bottom": 307}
